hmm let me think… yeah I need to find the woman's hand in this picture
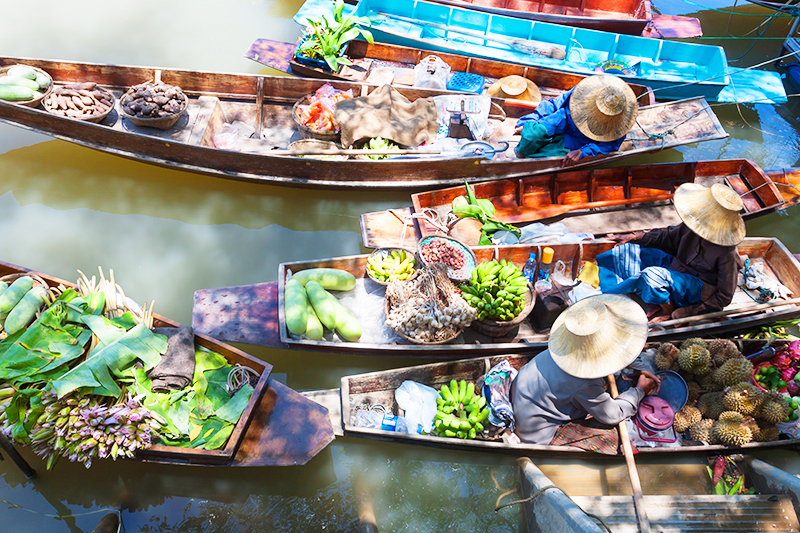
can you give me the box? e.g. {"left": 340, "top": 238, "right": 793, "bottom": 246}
{"left": 561, "top": 149, "right": 582, "bottom": 167}
{"left": 514, "top": 126, "right": 523, "bottom": 135}
{"left": 606, "top": 231, "right": 643, "bottom": 246}
{"left": 636, "top": 371, "right": 661, "bottom": 396}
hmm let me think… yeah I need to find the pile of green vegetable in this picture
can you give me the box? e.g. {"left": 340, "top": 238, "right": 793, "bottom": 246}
{"left": 0, "top": 65, "right": 51, "bottom": 103}
{"left": 0, "top": 273, "right": 254, "bottom": 469}
{"left": 285, "top": 268, "right": 361, "bottom": 342}
{"left": 461, "top": 259, "right": 528, "bottom": 322}
{"left": 363, "top": 137, "right": 400, "bottom": 159}
{"left": 452, "top": 182, "right": 520, "bottom": 245}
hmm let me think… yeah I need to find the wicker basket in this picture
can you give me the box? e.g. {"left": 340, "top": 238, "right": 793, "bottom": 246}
{"left": 292, "top": 96, "right": 341, "bottom": 142}
{"left": 119, "top": 82, "right": 188, "bottom": 130}
{"left": 43, "top": 85, "right": 115, "bottom": 124}
{"left": 0, "top": 272, "right": 50, "bottom": 291}
{"left": 417, "top": 235, "right": 477, "bottom": 282}
{"left": 0, "top": 64, "right": 53, "bottom": 108}
{"left": 469, "top": 285, "right": 534, "bottom": 338}
{"left": 366, "top": 247, "right": 417, "bottom": 286}
{"left": 383, "top": 284, "right": 463, "bottom": 345}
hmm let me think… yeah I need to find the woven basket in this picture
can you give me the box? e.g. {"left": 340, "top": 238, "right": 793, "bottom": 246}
{"left": 43, "top": 85, "right": 115, "bottom": 124}
{"left": 470, "top": 285, "right": 534, "bottom": 338}
{"left": 0, "top": 272, "right": 50, "bottom": 291}
{"left": 384, "top": 290, "right": 461, "bottom": 345}
{"left": 292, "top": 96, "right": 341, "bottom": 142}
{"left": 0, "top": 64, "right": 53, "bottom": 108}
{"left": 366, "top": 247, "right": 417, "bottom": 286}
{"left": 119, "top": 83, "right": 188, "bottom": 130}
{"left": 417, "top": 235, "right": 477, "bottom": 282}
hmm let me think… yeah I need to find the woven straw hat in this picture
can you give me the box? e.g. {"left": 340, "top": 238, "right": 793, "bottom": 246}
{"left": 548, "top": 294, "right": 648, "bottom": 379}
{"left": 487, "top": 75, "right": 542, "bottom": 105}
{"left": 568, "top": 74, "right": 638, "bottom": 142}
{"left": 673, "top": 183, "right": 745, "bottom": 246}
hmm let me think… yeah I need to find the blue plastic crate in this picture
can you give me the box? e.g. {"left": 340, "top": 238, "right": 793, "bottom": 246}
{"left": 447, "top": 72, "right": 485, "bottom": 94}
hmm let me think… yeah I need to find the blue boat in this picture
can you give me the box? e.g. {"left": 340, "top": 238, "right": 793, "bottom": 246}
{"left": 294, "top": 0, "right": 786, "bottom": 104}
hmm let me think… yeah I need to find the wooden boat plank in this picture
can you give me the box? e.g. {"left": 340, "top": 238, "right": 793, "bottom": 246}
{"left": 359, "top": 207, "right": 421, "bottom": 250}
{"left": 232, "top": 379, "right": 336, "bottom": 467}
{"left": 0, "top": 260, "right": 333, "bottom": 467}
{"left": 301, "top": 389, "right": 344, "bottom": 437}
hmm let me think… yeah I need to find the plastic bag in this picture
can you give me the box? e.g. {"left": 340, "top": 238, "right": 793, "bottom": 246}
{"left": 213, "top": 123, "right": 241, "bottom": 151}
{"left": 518, "top": 222, "right": 569, "bottom": 243}
{"left": 414, "top": 55, "right": 451, "bottom": 90}
{"left": 395, "top": 380, "right": 439, "bottom": 433}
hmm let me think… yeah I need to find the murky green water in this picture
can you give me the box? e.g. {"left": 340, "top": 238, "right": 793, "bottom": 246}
{"left": 2, "top": 0, "right": 800, "bottom": 530}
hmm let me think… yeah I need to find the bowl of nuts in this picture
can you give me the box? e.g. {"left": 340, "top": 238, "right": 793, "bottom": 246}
{"left": 417, "top": 235, "right": 477, "bottom": 282}
{"left": 120, "top": 81, "right": 188, "bottom": 130}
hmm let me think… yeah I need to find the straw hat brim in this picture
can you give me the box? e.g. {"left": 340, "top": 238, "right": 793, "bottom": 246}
{"left": 673, "top": 183, "right": 746, "bottom": 246}
{"left": 487, "top": 76, "right": 542, "bottom": 105}
{"left": 568, "top": 75, "right": 638, "bottom": 143}
{"left": 548, "top": 294, "right": 648, "bottom": 380}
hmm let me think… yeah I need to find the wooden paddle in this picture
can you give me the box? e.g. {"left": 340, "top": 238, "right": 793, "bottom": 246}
{"left": 270, "top": 148, "right": 442, "bottom": 156}
{"left": 375, "top": 12, "right": 567, "bottom": 60}
{"left": 648, "top": 296, "right": 800, "bottom": 329}
{"left": 608, "top": 376, "right": 652, "bottom": 533}
{"left": 494, "top": 193, "right": 675, "bottom": 224}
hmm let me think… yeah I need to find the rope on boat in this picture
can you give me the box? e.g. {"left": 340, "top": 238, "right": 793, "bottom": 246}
{"left": 626, "top": 105, "right": 711, "bottom": 149}
{"left": 390, "top": 208, "right": 450, "bottom": 248}
{"left": 494, "top": 484, "right": 613, "bottom": 533}
{"left": 226, "top": 364, "right": 261, "bottom": 395}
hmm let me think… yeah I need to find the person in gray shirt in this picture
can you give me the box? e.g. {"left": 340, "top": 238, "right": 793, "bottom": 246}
{"left": 511, "top": 294, "right": 660, "bottom": 449}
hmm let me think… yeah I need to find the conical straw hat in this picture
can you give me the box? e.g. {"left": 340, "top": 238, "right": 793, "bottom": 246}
{"left": 548, "top": 294, "right": 648, "bottom": 379}
{"left": 487, "top": 75, "right": 542, "bottom": 104}
{"left": 568, "top": 74, "right": 638, "bottom": 142}
{"left": 673, "top": 183, "right": 745, "bottom": 246}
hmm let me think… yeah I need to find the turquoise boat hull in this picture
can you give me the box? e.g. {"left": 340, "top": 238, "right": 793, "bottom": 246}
{"left": 294, "top": 0, "right": 786, "bottom": 104}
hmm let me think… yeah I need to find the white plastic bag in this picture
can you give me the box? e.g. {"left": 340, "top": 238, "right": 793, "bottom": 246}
{"left": 518, "top": 222, "right": 569, "bottom": 243}
{"left": 395, "top": 380, "right": 439, "bottom": 434}
{"left": 414, "top": 55, "right": 451, "bottom": 90}
{"left": 213, "top": 123, "right": 241, "bottom": 151}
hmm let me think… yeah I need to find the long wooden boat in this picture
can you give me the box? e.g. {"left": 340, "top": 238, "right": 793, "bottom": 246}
{"left": 0, "top": 260, "right": 334, "bottom": 467}
{"left": 0, "top": 57, "right": 725, "bottom": 190}
{"left": 299, "top": 339, "right": 800, "bottom": 456}
{"left": 359, "top": 160, "right": 800, "bottom": 248}
{"left": 192, "top": 237, "right": 800, "bottom": 358}
{"left": 246, "top": 38, "right": 655, "bottom": 106}
{"left": 420, "top": 0, "right": 703, "bottom": 37}
{"left": 293, "top": 0, "right": 786, "bottom": 103}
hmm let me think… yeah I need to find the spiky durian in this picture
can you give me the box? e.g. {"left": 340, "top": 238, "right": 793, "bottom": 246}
{"left": 697, "top": 373, "right": 724, "bottom": 392}
{"left": 757, "top": 391, "right": 792, "bottom": 423}
{"left": 673, "top": 405, "right": 702, "bottom": 433}
{"left": 723, "top": 383, "right": 765, "bottom": 416}
{"left": 655, "top": 353, "right": 677, "bottom": 371}
{"left": 678, "top": 344, "right": 712, "bottom": 375}
{"left": 755, "top": 423, "right": 780, "bottom": 442}
{"left": 687, "top": 381, "right": 703, "bottom": 403}
{"left": 707, "top": 339, "right": 741, "bottom": 366}
{"left": 680, "top": 338, "right": 707, "bottom": 351}
{"left": 712, "top": 411, "right": 753, "bottom": 446}
{"left": 714, "top": 358, "right": 754, "bottom": 388}
{"left": 689, "top": 418, "right": 716, "bottom": 443}
{"left": 697, "top": 392, "right": 726, "bottom": 420}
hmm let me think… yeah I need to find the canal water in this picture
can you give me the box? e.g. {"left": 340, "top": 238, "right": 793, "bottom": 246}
{"left": 1, "top": 0, "right": 800, "bottom": 530}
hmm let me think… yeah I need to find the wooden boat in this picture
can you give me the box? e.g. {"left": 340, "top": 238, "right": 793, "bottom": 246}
{"left": 0, "top": 57, "right": 726, "bottom": 190}
{"left": 359, "top": 160, "right": 800, "bottom": 249}
{"left": 191, "top": 237, "right": 800, "bottom": 358}
{"left": 0, "top": 259, "right": 334, "bottom": 467}
{"left": 421, "top": 0, "right": 703, "bottom": 37}
{"left": 293, "top": 0, "right": 786, "bottom": 103}
{"left": 299, "top": 339, "right": 800, "bottom": 456}
{"left": 246, "top": 38, "right": 655, "bottom": 106}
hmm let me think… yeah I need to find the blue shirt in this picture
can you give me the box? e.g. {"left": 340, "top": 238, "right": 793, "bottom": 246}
{"left": 515, "top": 88, "right": 626, "bottom": 159}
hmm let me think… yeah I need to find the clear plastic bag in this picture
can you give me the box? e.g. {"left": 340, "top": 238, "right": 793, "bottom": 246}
{"left": 212, "top": 123, "right": 241, "bottom": 151}
{"left": 395, "top": 380, "right": 439, "bottom": 433}
{"left": 414, "top": 55, "right": 451, "bottom": 90}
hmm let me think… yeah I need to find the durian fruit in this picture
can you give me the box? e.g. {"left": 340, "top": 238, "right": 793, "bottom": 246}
{"left": 687, "top": 381, "right": 703, "bottom": 403}
{"left": 678, "top": 344, "right": 712, "bottom": 375}
{"left": 697, "top": 392, "right": 726, "bottom": 420}
{"left": 714, "top": 358, "right": 754, "bottom": 388}
{"left": 707, "top": 339, "right": 741, "bottom": 366}
{"left": 697, "top": 373, "right": 724, "bottom": 392}
{"left": 673, "top": 405, "right": 702, "bottom": 433}
{"left": 680, "top": 337, "right": 707, "bottom": 351}
{"left": 689, "top": 418, "right": 717, "bottom": 443}
{"left": 712, "top": 411, "right": 753, "bottom": 446}
{"left": 654, "top": 343, "right": 679, "bottom": 371}
{"left": 755, "top": 423, "right": 780, "bottom": 442}
{"left": 757, "top": 391, "right": 792, "bottom": 423}
{"left": 723, "top": 383, "right": 765, "bottom": 416}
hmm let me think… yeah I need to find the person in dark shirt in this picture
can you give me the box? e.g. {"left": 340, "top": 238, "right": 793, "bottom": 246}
{"left": 602, "top": 182, "right": 745, "bottom": 322}
{"left": 513, "top": 74, "right": 638, "bottom": 167}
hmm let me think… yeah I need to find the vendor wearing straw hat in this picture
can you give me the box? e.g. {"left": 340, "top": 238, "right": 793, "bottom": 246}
{"left": 511, "top": 294, "right": 660, "bottom": 450}
{"left": 603, "top": 183, "right": 746, "bottom": 322}
{"left": 512, "top": 74, "right": 637, "bottom": 167}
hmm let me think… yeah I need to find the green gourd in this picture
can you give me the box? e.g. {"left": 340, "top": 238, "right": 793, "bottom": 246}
{"left": 329, "top": 297, "right": 361, "bottom": 342}
{"left": 305, "top": 281, "right": 338, "bottom": 331}
{"left": 0, "top": 75, "right": 40, "bottom": 91}
{"left": 0, "top": 276, "right": 34, "bottom": 318}
{"left": 305, "top": 300, "right": 324, "bottom": 341}
{"left": 284, "top": 279, "right": 308, "bottom": 336}
{"left": 292, "top": 268, "right": 356, "bottom": 291}
{"left": 4, "top": 286, "right": 47, "bottom": 335}
{"left": 0, "top": 85, "right": 37, "bottom": 102}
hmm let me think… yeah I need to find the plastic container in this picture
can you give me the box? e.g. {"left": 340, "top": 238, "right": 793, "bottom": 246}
{"left": 380, "top": 414, "right": 408, "bottom": 433}
{"left": 538, "top": 247, "right": 554, "bottom": 282}
{"left": 447, "top": 72, "right": 485, "bottom": 94}
{"left": 522, "top": 253, "right": 537, "bottom": 283}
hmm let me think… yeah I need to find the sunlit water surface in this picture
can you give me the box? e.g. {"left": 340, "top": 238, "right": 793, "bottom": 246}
{"left": 2, "top": 0, "right": 800, "bottom": 531}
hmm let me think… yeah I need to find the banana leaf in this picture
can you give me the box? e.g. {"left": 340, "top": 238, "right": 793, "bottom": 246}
{"left": 215, "top": 385, "right": 253, "bottom": 424}
{"left": 50, "top": 323, "right": 166, "bottom": 399}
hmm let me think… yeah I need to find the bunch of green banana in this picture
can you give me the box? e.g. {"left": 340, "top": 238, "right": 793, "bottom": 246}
{"left": 367, "top": 249, "right": 415, "bottom": 283}
{"left": 432, "top": 379, "right": 490, "bottom": 439}
{"left": 460, "top": 259, "right": 528, "bottom": 322}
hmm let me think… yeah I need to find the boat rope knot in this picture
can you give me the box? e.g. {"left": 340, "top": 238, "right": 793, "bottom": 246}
{"left": 494, "top": 484, "right": 612, "bottom": 533}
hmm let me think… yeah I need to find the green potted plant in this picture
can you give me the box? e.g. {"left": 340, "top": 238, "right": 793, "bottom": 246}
{"left": 295, "top": 0, "right": 374, "bottom": 73}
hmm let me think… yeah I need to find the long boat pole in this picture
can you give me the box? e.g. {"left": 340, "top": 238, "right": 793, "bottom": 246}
{"left": 608, "top": 376, "right": 651, "bottom": 533}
